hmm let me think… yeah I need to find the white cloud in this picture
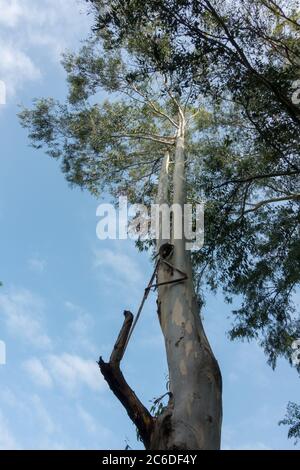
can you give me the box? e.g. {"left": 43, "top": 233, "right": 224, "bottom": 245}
{"left": 0, "top": 0, "right": 91, "bottom": 98}
{"left": 0, "top": 40, "right": 41, "bottom": 96}
{"left": 31, "top": 395, "right": 56, "bottom": 435}
{"left": 64, "top": 301, "right": 97, "bottom": 354}
{"left": 24, "top": 352, "right": 105, "bottom": 393}
{"left": 69, "top": 312, "right": 93, "bottom": 336}
{"left": 77, "top": 405, "right": 98, "bottom": 435}
{"left": 0, "top": 410, "right": 18, "bottom": 449}
{"left": 23, "top": 358, "right": 53, "bottom": 388}
{"left": 64, "top": 301, "right": 79, "bottom": 312}
{"left": 0, "top": 287, "right": 52, "bottom": 349}
{"left": 0, "top": 0, "right": 23, "bottom": 28}
{"left": 47, "top": 353, "right": 105, "bottom": 393}
{"left": 77, "top": 405, "right": 113, "bottom": 441}
{"left": 0, "top": 388, "right": 18, "bottom": 408}
{"left": 94, "top": 248, "right": 143, "bottom": 286}
{"left": 0, "top": 387, "right": 30, "bottom": 421}
{"left": 28, "top": 256, "right": 46, "bottom": 273}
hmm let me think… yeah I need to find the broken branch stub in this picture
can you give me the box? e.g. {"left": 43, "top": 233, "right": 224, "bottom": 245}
{"left": 98, "top": 310, "right": 154, "bottom": 448}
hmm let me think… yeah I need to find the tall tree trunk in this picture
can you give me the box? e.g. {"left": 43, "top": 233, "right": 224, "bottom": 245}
{"left": 99, "top": 111, "right": 222, "bottom": 450}
{"left": 151, "top": 113, "right": 222, "bottom": 450}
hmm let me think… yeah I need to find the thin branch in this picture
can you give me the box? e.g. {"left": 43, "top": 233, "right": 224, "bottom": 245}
{"left": 243, "top": 193, "right": 300, "bottom": 214}
{"left": 129, "top": 83, "right": 179, "bottom": 129}
{"left": 111, "top": 132, "right": 175, "bottom": 145}
{"left": 242, "top": 105, "right": 299, "bottom": 172}
{"left": 186, "top": 108, "right": 202, "bottom": 125}
{"left": 240, "top": 181, "right": 252, "bottom": 217}
{"left": 261, "top": 0, "right": 300, "bottom": 29}
{"left": 202, "top": 0, "right": 300, "bottom": 124}
{"left": 162, "top": 74, "right": 184, "bottom": 121}
{"left": 183, "top": 82, "right": 195, "bottom": 111}
{"left": 212, "top": 169, "right": 300, "bottom": 189}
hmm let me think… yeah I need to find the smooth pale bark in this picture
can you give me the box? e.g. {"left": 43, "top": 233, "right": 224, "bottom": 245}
{"left": 99, "top": 111, "right": 222, "bottom": 450}
{"left": 156, "top": 150, "right": 170, "bottom": 247}
{"left": 151, "top": 115, "right": 222, "bottom": 450}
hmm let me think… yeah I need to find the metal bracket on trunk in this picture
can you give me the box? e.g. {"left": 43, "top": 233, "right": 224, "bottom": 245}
{"left": 148, "top": 242, "right": 188, "bottom": 291}
{"left": 147, "top": 258, "right": 188, "bottom": 291}
{"left": 123, "top": 243, "right": 188, "bottom": 352}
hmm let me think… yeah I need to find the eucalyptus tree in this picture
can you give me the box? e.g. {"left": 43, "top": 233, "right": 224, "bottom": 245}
{"left": 19, "top": 0, "right": 300, "bottom": 449}
{"left": 87, "top": 0, "right": 300, "bottom": 442}
{"left": 19, "top": 36, "right": 227, "bottom": 449}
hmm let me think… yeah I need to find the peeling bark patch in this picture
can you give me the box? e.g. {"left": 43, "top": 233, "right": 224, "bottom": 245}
{"left": 185, "top": 340, "right": 193, "bottom": 358}
{"left": 186, "top": 320, "right": 193, "bottom": 335}
{"left": 172, "top": 299, "right": 185, "bottom": 326}
{"left": 179, "top": 359, "right": 187, "bottom": 376}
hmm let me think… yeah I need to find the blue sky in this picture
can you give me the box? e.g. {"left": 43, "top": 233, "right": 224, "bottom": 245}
{"left": 0, "top": 0, "right": 299, "bottom": 450}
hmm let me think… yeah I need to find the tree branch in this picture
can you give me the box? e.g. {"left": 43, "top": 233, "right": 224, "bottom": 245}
{"left": 261, "top": 0, "right": 300, "bottom": 29}
{"left": 212, "top": 169, "right": 300, "bottom": 189}
{"left": 128, "top": 83, "right": 179, "bottom": 129}
{"left": 111, "top": 132, "right": 175, "bottom": 145}
{"left": 203, "top": 0, "right": 300, "bottom": 124}
{"left": 243, "top": 193, "right": 300, "bottom": 214}
{"left": 98, "top": 310, "right": 154, "bottom": 449}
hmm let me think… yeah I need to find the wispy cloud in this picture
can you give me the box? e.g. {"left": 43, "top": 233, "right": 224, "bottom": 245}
{"left": 31, "top": 395, "right": 56, "bottom": 435}
{"left": 0, "top": 410, "right": 18, "bottom": 450}
{"left": 0, "top": 40, "right": 41, "bottom": 96}
{"left": 94, "top": 248, "right": 143, "bottom": 286}
{"left": 0, "top": 287, "right": 52, "bottom": 349}
{"left": 0, "top": 0, "right": 24, "bottom": 28}
{"left": 23, "top": 358, "right": 53, "bottom": 388}
{"left": 24, "top": 352, "right": 105, "bottom": 394}
{"left": 28, "top": 255, "right": 46, "bottom": 273}
{"left": 0, "top": 387, "right": 28, "bottom": 413}
{"left": 47, "top": 353, "right": 105, "bottom": 393}
{"left": 77, "top": 405, "right": 110, "bottom": 437}
{"left": 0, "top": 0, "right": 91, "bottom": 98}
{"left": 64, "top": 301, "right": 97, "bottom": 354}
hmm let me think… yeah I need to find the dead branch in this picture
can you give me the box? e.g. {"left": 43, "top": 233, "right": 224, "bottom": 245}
{"left": 98, "top": 310, "right": 154, "bottom": 448}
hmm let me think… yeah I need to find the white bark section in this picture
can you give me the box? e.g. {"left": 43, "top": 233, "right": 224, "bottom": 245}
{"left": 154, "top": 112, "right": 222, "bottom": 450}
{"left": 156, "top": 150, "right": 171, "bottom": 248}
